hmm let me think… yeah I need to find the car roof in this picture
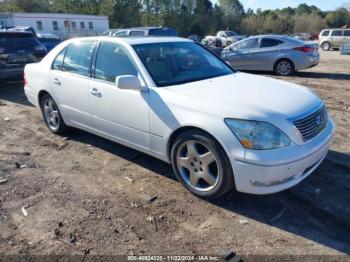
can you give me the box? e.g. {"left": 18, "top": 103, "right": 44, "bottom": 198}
{"left": 248, "top": 35, "right": 286, "bottom": 39}
{"left": 0, "top": 31, "right": 34, "bottom": 37}
{"left": 121, "top": 26, "right": 173, "bottom": 31}
{"left": 322, "top": 28, "right": 349, "bottom": 30}
{"left": 70, "top": 36, "right": 191, "bottom": 45}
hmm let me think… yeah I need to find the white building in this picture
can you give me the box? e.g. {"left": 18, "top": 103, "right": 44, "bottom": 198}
{"left": 0, "top": 13, "right": 109, "bottom": 38}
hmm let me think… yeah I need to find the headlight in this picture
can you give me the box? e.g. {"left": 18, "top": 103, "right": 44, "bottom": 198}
{"left": 225, "top": 119, "right": 290, "bottom": 150}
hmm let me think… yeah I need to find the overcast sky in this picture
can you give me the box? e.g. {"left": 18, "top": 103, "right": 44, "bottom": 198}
{"left": 210, "top": 0, "right": 348, "bottom": 11}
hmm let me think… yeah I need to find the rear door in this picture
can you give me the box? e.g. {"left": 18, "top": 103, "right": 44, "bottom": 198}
{"left": 50, "top": 41, "right": 96, "bottom": 128}
{"left": 330, "top": 30, "right": 343, "bottom": 48}
{"left": 343, "top": 30, "right": 350, "bottom": 45}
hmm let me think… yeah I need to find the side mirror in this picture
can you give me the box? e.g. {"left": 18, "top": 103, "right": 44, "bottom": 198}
{"left": 115, "top": 75, "right": 141, "bottom": 90}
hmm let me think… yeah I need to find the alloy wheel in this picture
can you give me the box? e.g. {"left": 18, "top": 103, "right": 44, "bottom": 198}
{"left": 322, "top": 42, "right": 330, "bottom": 51}
{"left": 42, "top": 97, "right": 60, "bottom": 131}
{"left": 176, "top": 140, "right": 220, "bottom": 192}
{"left": 276, "top": 60, "right": 292, "bottom": 76}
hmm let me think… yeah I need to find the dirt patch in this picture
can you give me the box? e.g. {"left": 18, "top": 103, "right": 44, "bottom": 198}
{"left": 0, "top": 50, "right": 349, "bottom": 258}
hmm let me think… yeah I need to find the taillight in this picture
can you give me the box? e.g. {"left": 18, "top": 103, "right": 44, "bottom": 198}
{"left": 24, "top": 73, "right": 27, "bottom": 85}
{"left": 293, "top": 46, "right": 315, "bottom": 52}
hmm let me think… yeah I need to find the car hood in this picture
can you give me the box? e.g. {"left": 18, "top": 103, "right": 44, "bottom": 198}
{"left": 159, "top": 72, "right": 322, "bottom": 123}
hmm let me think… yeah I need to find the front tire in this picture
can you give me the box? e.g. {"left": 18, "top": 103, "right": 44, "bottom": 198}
{"left": 40, "top": 94, "right": 68, "bottom": 134}
{"left": 170, "top": 130, "right": 235, "bottom": 199}
{"left": 274, "top": 59, "right": 294, "bottom": 76}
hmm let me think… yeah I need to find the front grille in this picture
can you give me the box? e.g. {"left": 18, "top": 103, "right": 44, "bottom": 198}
{"left": 293, "top": 105, "right": 328, "bottom": 142}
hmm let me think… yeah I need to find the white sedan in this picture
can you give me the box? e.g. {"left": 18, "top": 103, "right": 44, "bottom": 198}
{"left": 24, "top": 37, "right": 335, "bottom": 199}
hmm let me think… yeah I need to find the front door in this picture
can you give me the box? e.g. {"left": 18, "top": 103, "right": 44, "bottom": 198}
{"left": 89, "top": 42, "right": 150, "bottom": 150}
{"left": 224, "top": 38, "right": 260, "bottom": 70}
{"left": 50, "top": 41, "right": 96, "bottom": 128}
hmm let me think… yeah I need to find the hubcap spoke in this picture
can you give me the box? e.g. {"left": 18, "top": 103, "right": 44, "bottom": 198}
{"left": 201, "top": 171, "right": 217, "bottom": 186}
{"left": 178, "top": 156, "right": 191, "bottom": 169}
{"left": 189, "top": 172, "right": 200, "bottom": 187}
{"left": 199, "top": 151, "right": 215, "bottom": 166}
{"left": 186, "top": 142, "right": 198, "bottom": 157}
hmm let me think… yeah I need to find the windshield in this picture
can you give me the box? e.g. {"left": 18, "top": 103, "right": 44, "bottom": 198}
{"left": 133, "top": 42, "right": 234, "bottom": 87}
{"left": 226, "top": 31, "right": 238, "bottom": 37}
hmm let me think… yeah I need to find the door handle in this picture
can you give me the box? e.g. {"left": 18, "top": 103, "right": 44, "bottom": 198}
{"left": 52, "top": 78, "right": 61, "bottom": 86}
{"left": 90, "top": 88, "right": 102, "bottom": 97}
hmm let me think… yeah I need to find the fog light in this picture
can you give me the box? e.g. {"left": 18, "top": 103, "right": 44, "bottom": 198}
{"left": 250, "top": 176, "right": 295, "bottom": 187}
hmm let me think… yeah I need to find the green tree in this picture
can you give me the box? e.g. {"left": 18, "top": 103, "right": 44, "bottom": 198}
{"left": 326, "top": 8, "right": 350, "bottom": 28}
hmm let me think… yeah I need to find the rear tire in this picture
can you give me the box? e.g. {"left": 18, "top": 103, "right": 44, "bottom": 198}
{"left": 40, "top": 94, "right": 68, "bottom": 134}
{"left": 321, "top": 41, "right": 331, "bottom": 51}
{"left": 274, "top": 59, "right": 295, "bottom": 76}
{"left": 170, "top": 130, "right": 235, "bottom": 199}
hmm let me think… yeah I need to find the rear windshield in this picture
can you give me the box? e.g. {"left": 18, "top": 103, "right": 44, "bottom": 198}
{"left": 148, "top": 28, "right": 178, "bottom": 37}
{"left": 39, "top": 38, "right": 60, "bottom": 44}
{"left": 0, "top": 33, "right": 41, "bottom": 51}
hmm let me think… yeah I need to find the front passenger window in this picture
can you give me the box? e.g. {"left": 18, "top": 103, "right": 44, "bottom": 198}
{"left": 94, "top": 42, "right": 138, "bottom": 82}
{"left": 62, "top": 41, "right": 96, "bottom": 76}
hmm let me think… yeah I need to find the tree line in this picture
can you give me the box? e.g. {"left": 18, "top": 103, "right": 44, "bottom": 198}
{"left": 1, "top": 0, "right": 350, "bottom": 36}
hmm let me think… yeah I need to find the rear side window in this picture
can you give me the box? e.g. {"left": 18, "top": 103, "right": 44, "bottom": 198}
{"left": 114, "top": 31, "right": 127, "bottom": 36}
{"left": 331, "top": 30, "right": 342, "bottom": 36}
{"left": 260, "top": 38, "right": 283, "bottom": 48}
{"left": 129, "top": 31, "right": 145, "bottom": 36}
{"left": 52, "top": 48, "right": 66, "bottom": 70}
{"left": 94, "top": 42, "right": 138, "bottom": 82}
{"left": 344, "top": 30, "right": 350, "bottom": 37}
{"left": 321, "top": 30, "right": 330, "bottom": 36}
{"left": 62, "top": 41, "right": 96, "bottom": 76}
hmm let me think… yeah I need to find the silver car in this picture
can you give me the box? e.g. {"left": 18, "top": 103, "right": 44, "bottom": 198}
{"left": 222, "top": 35, "right": 320, "bottom": 76}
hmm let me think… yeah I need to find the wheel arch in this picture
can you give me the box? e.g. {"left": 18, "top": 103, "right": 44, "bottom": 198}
{"left": 167, "top": 126, "right": 229, "bottom": 163}
{"left": 38, "top": 90, "right": 51, "bottom": 106}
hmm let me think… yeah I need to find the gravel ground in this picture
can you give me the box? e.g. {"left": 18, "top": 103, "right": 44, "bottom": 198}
{"left": 0, "top": 50, "right": 349, "bottom": 260}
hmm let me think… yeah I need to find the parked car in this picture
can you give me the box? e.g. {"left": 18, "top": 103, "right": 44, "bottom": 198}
{"left": 37, "top": 33, "right": 61, "bottom": 52}
{"left": 0, "top": 31, "right": 47, "bottom": 81}
{"left": 111, "top": 27, "right": 178, "bottom": 37}
{"left": 204, "top": 31, "right": 245, "bottom": 48}
{"left": 6, "top": 26, "right": 37, "bottom": 35}
{"left": 188, "top": 34, "right": 201, "bottom": 43}
{"left": 222, "top": 35, "right": 320, "bottom": 76}
{"left": 24, "top": 37, "right": 334, "bottom": 199}
{"left": 102, "top": 29, "right": 121, "bottom": 36}
{"left": 319, "top": 28, "right": 350, "bottom": 51}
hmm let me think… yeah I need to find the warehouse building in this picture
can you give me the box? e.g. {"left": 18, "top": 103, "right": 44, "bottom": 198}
{"left": 0, "top": 12, "right": 109, "bottom": 38}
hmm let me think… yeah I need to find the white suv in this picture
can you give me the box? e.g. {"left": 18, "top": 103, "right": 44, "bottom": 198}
{"left": 319, "top": 28, "right": 350, "bottom": 51}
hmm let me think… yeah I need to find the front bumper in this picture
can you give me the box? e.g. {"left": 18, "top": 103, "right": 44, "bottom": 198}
{"left": 231, "top": 118, "right": 335, "bottom": 194}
